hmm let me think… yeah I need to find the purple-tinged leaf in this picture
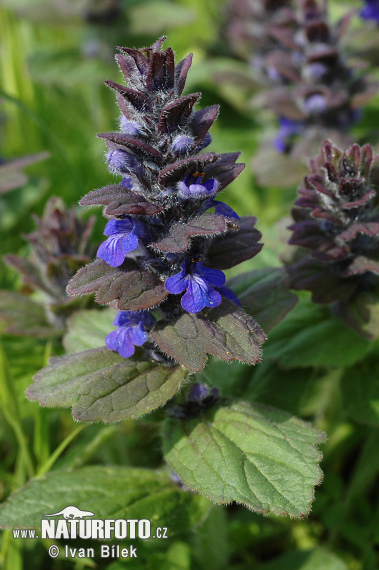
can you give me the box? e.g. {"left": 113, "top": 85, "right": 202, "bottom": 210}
{"left": 4, "top": 254, "right": 50, "bottom": 295}
{"left": 206, "top": 217, "right": 262, "bottom": 269}
{"left": 146, "top": 49, "right": 175, "bottom": 91}
{"left": 97, "top": 132, "right": 162, "bottom": 159}
{"left": 151, "top": 300, "right": 265, "bottom": 372}
{"left": 117, "top": 47, "right": 150, "bottom": 74}
{"left": 158, "top": 153, "right": 219, "bottom": 187}
{"left": 204, "top": 152, "right": 245, "bottom": 191}
{"left": 26, "top": 347, "right": 188, "bottom": 422}
{"left": 105, "top": 81, "right": 151, "bottom": 111}
{"left": 227, "top": 268, "right": 298, "bottom": 333}
{"left": 338, "top": 221, "right": 379, "bottom": 241}
{"left": 158, "top": 93, "right": 201, "bottom": 134}
{"left": 190, "top": 105, "right": 219, "bottom": 145}
{"left": 287, "top": 258, "right": 358, "bottom": 303}
{"left": 80, "top": 185, "right": 165, "bottom": 216}
{"left": 67, "top": 259, "right": 168, "bottom": 310}
{"left": 344, "top": 256, "right": 379, "bottom": 276}
{"left": 175, "top": 53, "right": 193, "bottom": 95}
{"left": 153, "top": 214, "right": 237, "bottom": 253}
{"left": 340, "top": 190, "right": 376, "bottom": 209}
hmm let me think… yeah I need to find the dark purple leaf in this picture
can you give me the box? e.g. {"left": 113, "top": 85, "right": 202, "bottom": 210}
{"left": 153, "top": 214, "right": 237, "bottom": 253}
{"left": 158, "top": 93, "right": 201, "bottom": 134}
{"left": 97, "top": 132, "right": 162, "bottom": 159}
{"left": 105, "top": 81, "right": 151, "bottom": 111}
{"left": 117, "top": 47, "right": 150, "bottom": 75}
{"left": 146, "top": 49, "right": 175, "bottom": 91}
{"left": 287, "top": 258, "right": 358, "bottom": 303}
{"left": 151, "top": 300, "right": 265, "bottom": 372}
{"left": 207, "top": 217, "right": 262, "bottom": 269}
{"left": 175, "top": 53, "right": 193, "bottom": 95}
{"left": 80, "top": 185, "right": 165, "bottom": 216}
{"left": 190, "top": 105, "right": 219, "bottom": 145}
{"left": 204, "top": 152, "right": 245, "bottom": 191}
{"left": 158, "top": 153, "right": 219, "bottom": 187}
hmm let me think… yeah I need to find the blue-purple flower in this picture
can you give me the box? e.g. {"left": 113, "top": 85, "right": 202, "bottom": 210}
{"left": 105, "top": 311, "right": 155, "bottom": 358}
{"left": 360, "top": 0, "right": 379, "bottom": 23}
{"left": 273, "top": 117, "right": 304, "bottom": 153}
{"left": 165, "top": 257, "right": 225, "bottom": 313}
{"left": 97, "top": 218, "right": 139, "bottom": 267}
{"left": 178, "top": 174, "right": 218, "bottom": 199}
{"left": 205, "top": 197, "right": 240, "bottom": 220}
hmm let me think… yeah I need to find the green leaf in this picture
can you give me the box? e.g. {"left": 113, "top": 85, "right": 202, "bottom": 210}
{"left": 341, "top": 356, "right": 379, "bottom": 426}
{"left": 334, "top": 286, "right": 379, "bottom": 340}
{"left": 151, "top": 300, "right": 265, "bottom": 372}
{"left": 0, "top": 467, "right": 210, "bottom": 534}
{"left": 163, "top": 400, "right": 326, "bottom": 517}
{"left": 263, "top": 296, "right": 373, "bottom": 368}
{"left": 260, "top": 548, "right": 348, "bottom": 570}
{"left": 27, "top": 347, "right": 188, "bottom": 422}
{"left": 63, "top": 308, "right": 115, "bottom": 353}
{"left": 227, "top": 267, "right": 298, "bottom": 333}
{"left": 0, "top": 291, "right": 60, "bottom": 338}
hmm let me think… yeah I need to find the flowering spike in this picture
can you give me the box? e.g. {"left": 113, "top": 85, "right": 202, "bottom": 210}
{"left": 286, "top": 139, "right": 379, "bottom": 338}
{"left": 69, "top": 38, "right": 265, "bottom": 370}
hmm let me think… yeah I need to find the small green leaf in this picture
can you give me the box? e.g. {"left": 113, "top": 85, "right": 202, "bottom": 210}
{"left": 63, "top": 308, "right": 115, "bottom": 353}
{"left": 27, "top": 347, "right": 188, "bottom": 422}
{"left": 0, "top": 467, "right": 210, "bottom": 534}
{"left": 152, "top": 300, "right": 265, "bottom": 372}
{"left": 341, "top": 356, "right": 379, "bottom": 426}
{"left": 228, "top": 267, "right": 298, "bottom": 333}
{"left": 263, "top": 296, "right": 373, "bottom": 368}
{"left": 163, "top": 400, "right": 326, "bottom": 517}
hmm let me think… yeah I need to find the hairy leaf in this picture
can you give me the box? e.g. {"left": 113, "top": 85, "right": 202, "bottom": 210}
{"left": 153, "top": 214, "right": 236, "bottom": 253}
{"left": 163, "top": 400, "right": 326, "bottom": 517}
{"left": 206, "top": 217, "right": 262, "bottom": 269}
{"left": 97, "top": 132, "right": 162, "bottom": 159}
{"left": 67, "top": 259, "right": 168, "bottom": 310}
{"left": 0, "top": 467, "right": 209, "bottom": 534}
{"left": 158, "top": 153, "right": 219, "bottom": 187}
{"left": 158, "top": 93, "right": 200, "bottom": 134}
{"left": 151, "top": 300, "right": 265, "bottom": 372}
{"left": 204, "top": 152, "right": 245, "bottom": 191}
{"left": 80, "top": 185, "right": 165, "bottom": 216}
{"left": 27, "top": 347, "right": 188, "bottom": 422}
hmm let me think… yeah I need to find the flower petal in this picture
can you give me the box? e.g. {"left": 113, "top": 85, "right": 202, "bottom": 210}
{"left": 196, "top": 263, "right": 226, "bottom": 287}
{"left": 97, "top": 236, "right": 126, "bottom": 267}
{"left": 165, "top": 268, "right": 189, "bottom": 294}
{"left": 130, "top": 322, "right": 148, "bottom": 346}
